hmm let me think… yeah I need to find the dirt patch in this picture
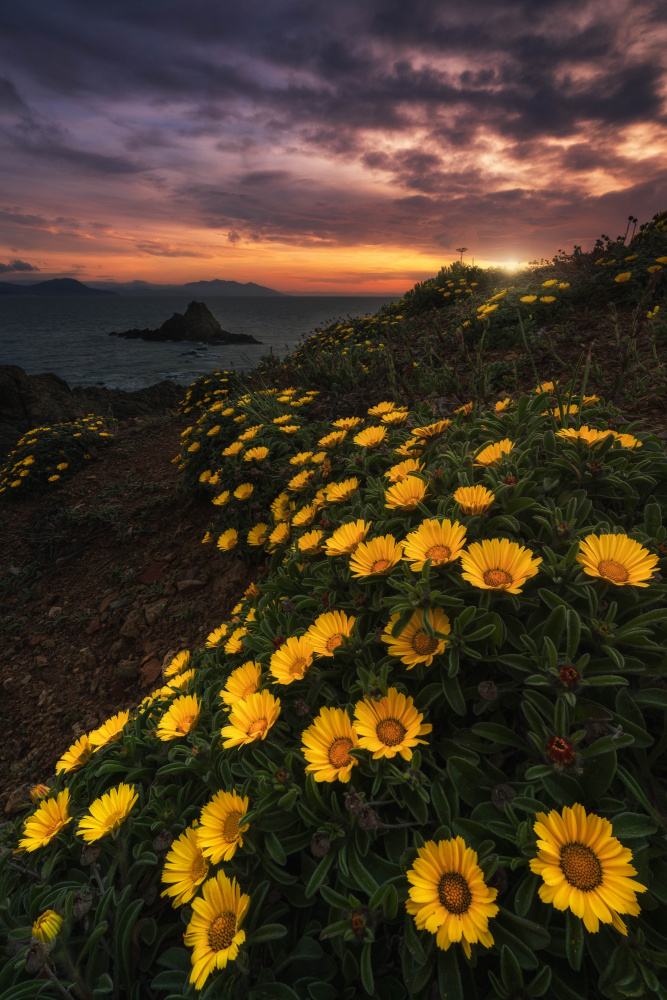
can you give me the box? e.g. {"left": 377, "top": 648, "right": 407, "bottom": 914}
{"left": 0, "top": 412, "right": 254, "bottom": 810}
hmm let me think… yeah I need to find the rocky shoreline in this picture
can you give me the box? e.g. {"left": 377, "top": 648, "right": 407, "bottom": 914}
{"left": 0, "top": 365, "right": 183, "bottom": 456}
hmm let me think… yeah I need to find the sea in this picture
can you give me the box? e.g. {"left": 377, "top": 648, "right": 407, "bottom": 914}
{"left": 0, "top": 295, "right": 399, "bottom": 391}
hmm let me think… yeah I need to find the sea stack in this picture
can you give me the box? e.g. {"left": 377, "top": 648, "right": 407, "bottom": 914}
{"left": 109, "top": 301, "right": 261, "bottom": 345}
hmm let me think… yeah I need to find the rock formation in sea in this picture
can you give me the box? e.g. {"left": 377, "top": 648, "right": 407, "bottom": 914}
{"left": 108, "top": 300, "right": 261, "bottom": 345}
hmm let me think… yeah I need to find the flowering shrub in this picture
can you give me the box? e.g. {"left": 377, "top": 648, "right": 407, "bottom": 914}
{"left": 0, "top": 415, "right": 114, "bottom": 499}
{"left": 2, "top": 383, "right": 667, "bottom": 1000}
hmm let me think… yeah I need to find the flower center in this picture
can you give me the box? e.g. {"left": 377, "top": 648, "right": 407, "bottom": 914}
{"left": 437, "top": 872, "right": 472, "bottom": 914}
{"left": 371, "top": 559, "right": 391, "bottom": 573}
{"left": 208, "top": 911, "right": 237, "bottom": 952}
{"left": 176, "top": 715, "right": 195, "bottom": 734}
{"left": 190, "top": 852, "right": 209, "bottom": 880}
{"left": 222, "top": 811, "right": 241, "bottom": 841}
{"left": 325, "top": 634, "right": 343, "bottom": 652}
{"left": 289, "top": 658, "right": 308, "bottom": 676}
{"left": 560, "top": 843, "right": 603, "bottom": 891}
{"left": 411, "top": 631, "right": 439, "bottom": 655}
{"left": 376, "top": 718, "right": 407, "bottom": 746}
{"left": 247, "top": 718, "right": 268, "bottom": 738}
{"left": 104, "top": 809, "right": 126, "bottom": 832}
{"left": 425, "top": 544, "right": 451, "bottom": 563}
{"left": 483, "top": 568, "right": 512, "bottom": 589}
{"left": 328, "top": 737, "right": 354, "bottom": 768}
{"left": 598, "top": 559, "right": 629, "bottom": 583}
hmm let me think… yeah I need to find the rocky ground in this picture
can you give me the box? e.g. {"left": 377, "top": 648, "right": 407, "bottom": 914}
{"left": 0, "top": 411, "right": 254, "bottom": 813}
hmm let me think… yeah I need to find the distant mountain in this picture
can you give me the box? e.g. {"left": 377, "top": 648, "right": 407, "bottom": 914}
{"left": 0, "top": 278, "right": 117, "bottom": 297}
{"left": 87, "top": 278, "right": 284, "bottom": 297}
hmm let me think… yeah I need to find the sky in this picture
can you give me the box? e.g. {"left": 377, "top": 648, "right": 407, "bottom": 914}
{"left": 0, "top": 0, "right": 666, "bottom": 294}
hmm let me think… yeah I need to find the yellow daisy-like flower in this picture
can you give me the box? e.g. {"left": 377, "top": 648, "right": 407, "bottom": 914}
{"left": 184, "top": 872, "right": 250, "bottom": 990}
{"left": 55, "top": 734, "right": 93, "bottom": 775}
{"left": 156, "top": 694, "right": 201, "bottom": 741}
{"left": 217, "top": 528, "right": 238, "bottom": 552}
{"left": 306, "top": 610, "right": 355, "bottom": 657}
{"left": 540, "top": 295, "right": 556, "bottom": 303}
{"left": 333, "top": 416, "right": 364, "bottom": 430}
{"left": 412, "top": 420, "right": 451, "bottom": 440}
{"left": 318, "top": 430, "right": 347, "bottom": 449}
{"left": 164, "top": 650, "right": 191, "bottom": 678}
{"left": 613, "top": 432, "right": 642, "bottom": 448}
{"left": 495, "top": 398, "right": 512, "bottom": 412}
{"left": 188, "top": 442, "right": 201, "bottom": 453}
{"left": 384, "top": 476, "right": 429, "bottom": 511}
{"left": 353, "top": 688, "right": 431, "bottom": 760}
{"left": 30, "top": 784, "right": 50, "bottom": 803}
{"left": 367, "top": 401, "right": 396, "bottom": 416}
{"left": 461, "top": 538, "right": 542, "bottom": 593}
{"left": 382, "top": 608, "right": 450, "bottom": 667}
{"left": 280, "top": 424, "right": 300, "bottom": 434}
{"left": 394, "top": 438, "right": 423, "bottom": 457}
{"left": 542, "top": 279, "right": 558, "bottom": 288}
{"left": 222, "top": 442, "right": 243, "bottom": 457}
{"left": 615, "top": 272, "right": 632, "bottom": 283}
{"left": 406, "top": 837, "right": 499, "bottom": 958}
{"left": 32, "top": 910, "right": 63, "bottom": 942}
{"left": 297, "top": 529, "right": 324, "bottom": 555}
{"left": 520, "top": 294, "right": 536, "bottom": 304}
{"left": 166, "top": 669, "right": 196, "bottom": 693}
{"left": 353, "top": 426, "right": 387, "bottom": 448}
{"left": 535, "top": 381, "right": 558, "bottom": 394}
{"left": 325, "top": 478, "right": 359, "bottom": 502}
{"left": 19, "top": 790, "right": 72, "bottom": 852}
{"left": 212, "top": 490, "right": 230, "bottom": 506}
{"left": 56, "top": 462, "right": 68, "bottom": 470}
{"left": 220, "top": 661, "right": 262, "bottom": 706}
{"left": 244, "top": 446, "right": 269, "bottom": 462}
{"left": 197, "top": 790, "right": 249, "bottom": 864}
{"left": 382, "top": 409, "right": 409, "bottom": 425}
{"left": 292, "top": 504, "right": 318, "bottom": 527}
{"left": 349, "top": 534, "right": 403, "bottom": 578}
{"left": 48, "top": 474, "right": 60, "bottom": 482}
{"left": 238, "top": 425, "right": 262, "bottom": 441}
{"left": 576, "top": 533, "right": 658, "bottom": 587}
{"left": 267, "top": 522, "right": 290, "bottom": 549}
{"left": 302, "top": 707, "right": 359, "bottom": 783}
{"left": 474, "top": 438, "right": 514, "bottom": 466}
{"left": 88, "top": 710, "right": 130, "bottom": 750}
{"left": 453, "top": 485, "right": 495, "bottom": 515}
{"left": 273, "top": 414, "right": 292, "bottom": 424}
{"left": 161, "top": 825, "right": 210, "bottom": 907}
{"left": 247, "top": 523, "right": 269, "bottom": 546}
{"left": 544, "top": 404, "right": 579, "bottom": 421}
{"left": 78, "top": 783, "right": 139, "bottom": 843}
{"left": 207, "top": 425, "right": 221, "bottom": 436}
{"left": 289, "top": 451, "right": 314, "bottom": 465}
{"left": 224, "top": 628, "right": 247, "bottom": 656}
{"left": 403, "top": 519, "right": 466, "bottom": 571}
{"left": 271, "top": 492, "right": 293, "bottom": 521}
{"left": 270, "top": 636, "right": 314, "bottom": 684}
{"left": 287, "top": 470, "right": 312, "bottom": 491}
{"left": 220, "top": 690, "right": 281, "bottom": 747}
{"left": 325, "top": 520, "right": 371, "bottom": 556}
{"left": 529, "top": 804, "right": 647, "bottom": 934}
{"left": 385, "top": 458, "right": 425, "bottom": 483}
{"left": 556, "top": 426, "right": 613, "bottom": 447}
{"left": 233, "top": 483, "right": 254, "bottom": 499}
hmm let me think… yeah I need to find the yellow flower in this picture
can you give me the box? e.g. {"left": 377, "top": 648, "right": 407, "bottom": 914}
{"left": 273, "top": 414, "right": 292, "bottom": 424}
{"left": 207, "top": 424, "right": 221, "bottom": 436}
{"left": 520, "top": 295, "right": 536, "bottom": 304}
{"left": 19, "top": 790, "right": 72, "bottom": 852}
{"left": 325, "top": 478, "right": 359, "bottom": 502}
{"left": 30, "top": 784, "right": 50, "bottom": 803}
{"left": 656, "top": 257, "right": 667, "bottom": 265}
{"left": 289, "top": 451, "right": 314, "bottom": 465}
{"left": 394, "top": 438, "right": 423, "bottom": 457}
{"left": 217, "top": 528, "right": 238, "bottom": 552}
{"left": 353, "top": 688, "right": 431, "bottom": 760}
{"left": 385, "top": 476, "right": 429, "bottom": 511}
{"left": 349, "top": 534, "right": 403, "bottom": 578}
{"left": 88, "top": 710, "right": 130, "bottom": 750}
{"left": 384, "top": 459, "right": 424, "bottom": 483}
{"left": 367, "top": 401, "right": 396, "bottom": 416}
{"left": 161, "top": 825, "right": 209, "bottom": 907}
{"left": 48, "top": 474, "right": 60, "bottom": 482}
{"left": 318, "top": 430, "right": 347, "bottom": 449}
{"left": 55, "top": 735, "right": 93, "bottom": 774}
{"left": 224, "top": 628, "right": 247, "bottom": 655}
{"left": 382, "top": 608, "right": 450, "bottom": 667}
{"left": 238, "top": 425, "right": 262, "bottom": 441}
{"left": 212, "top": 490, "right": 230, "bottom": 506}
{"left": 302, "top": 707, "right": 359, "bottom": 783}
{"left": 222, "top": 441, "right": 243, "bottom": 457}
{"left": 267, "top": 522, "right": 290, "bottom": 549}
{"left": 164, "top": 650, "right": 191, "bottom": 678}
{"left": 412, "top": 420, "right": 451, "bottom": 440}
{"left": 542, "top": 279, "right": 558, "bottom": 287}
{"left": 530, "top": 804, "right": 647, "bottom": 934}
{"left": 188, "top": 441, "right": 201, "bottom": 452}
{"left": 461, "top": 538, "right": 542, "bottom": 593}
{"left": 233, "top": 483, "right": 254, "bottom": 499}
{"left": 156, "top": 694, "right": 201, "bottom": 741}
{"left": 247, "top": 523, "right": 269, "bottom": 546}
{"left": 56, "top": 462, "right": 68, "bottom": 470}
{"left": 270, "top": 492, "right": 293, "bottom": 521}
{"left": 166, "top": 669, "right": 195, "bottom": 693}
{"left": 556, "top": 426, "right": 613, "bottom": 447}
{"left": 306, "top": 610, "right": 355, "bottom": 657}
{"left": 540, "top": 295, "right": 556, "bottom": 303}
{"left": 78, "top": 783, "right": 138, "bottom": 843}
{"left": 544, "top": 404, "right": 579, "bottom": 422}
{"left": 244, "top": 446, "right": 269, "bottom": 462}
{"left": 576, "top": 533, "right": 658, "bottom": 587}
{"left": 184, "top": 872, "right": 250, "bottom": 990}
{"left": 613, "top": 431, "right": 642, "bottom": 448}
{"left": 333, "top": 416, "right": 363, "bottom": 430}
{"left": 287, "top": 469, "right": 311, "bottom": 491}
{"left": 615, "top": 272, "right": 632, "bottom": 283}
{"left": 325, "top": 520, "right": 371, "bottom": 556}
{"left": 220, "top": 690, "right": 281, "bottom": 747}
{"left": 494, "top": 397, "right": 512, "bottom": 412}
{"left": 292, "top": 504, "right": 318, "bottom": 527}
{"left": 382, "top": 409, "right": 409, "bottom": 425}
{"left": 280, "top": 424, "right": 300, "bottom": 434}
{"left": 198, "top": 790, "right": 249, "bottom": 863}
{"left": 353, "top": 425, "right": 387, "bottom": 448}
{"left": 298, "top": 529, "right": 324, "bottom": 555}
{"left": 220, "top": 661, "right": 262, "bottom": 706}
{"left": 32, "top": 910, "right": 63, "bottom": 942}
{"left": 535, "top": 381, "right": 558, "bottom": 394}
{"left": 473, "top": 438, "right": 514, "bottom": 466}
{"left": 558, "top": 282, "right": 570, "bottom": 289}
{"left": 406, "top": 837, "right": 498, "bottom": 958}
{"left": 270, "top": 636, "right": 314, "bottom": 684}
{"left": 402, "top": 518, "right": 466, "bottom": 571}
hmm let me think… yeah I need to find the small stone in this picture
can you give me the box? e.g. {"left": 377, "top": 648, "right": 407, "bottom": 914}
{"left": 86, "top": 615, "right": 101, "bottom": 634}
{"left": 138, "top": 562, "right": 168, "bottom": 585}
{"left": 163, "top": 582, "right": 177, "bottom": 596}
{"left": 42, "top": 639, "right": 56, "bottom": 650}
{"left": 144, "top": 600, "right": 168, "bottom": 625}
{"left": 116, "top": 659, "right": 141, "bottom": 679}
{"left": 139, "top": 657, "right": 162, "bottom": 687}
{"left": 37, "top": 689, "right": 52, "bottom": 708}
{"left": 4, "top": 787, "right": 28, "bottom": 814}
{"left": 79, "top": 647, "right": 98, "bottom": 669}
{"left": 2, "top": 677, "right": 13, "bottom": 691}
{"left": 120, "top": 610, "right": 145, "bottom": 639}
{"left": 34, "top": 656, "right": 49, "bottom": 667}
{"left": 176, "top": 579, "right": 206, "bottom": 592}
{"left": 47, "top": 606, "right": 63, "bottom": 618}
{"left": 21, "top": 674, "right": 32, "bottom": 685}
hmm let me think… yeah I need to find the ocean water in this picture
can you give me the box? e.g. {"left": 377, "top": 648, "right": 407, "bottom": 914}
{"left": 0, "top": 296, "right": 398, "bottom": 391}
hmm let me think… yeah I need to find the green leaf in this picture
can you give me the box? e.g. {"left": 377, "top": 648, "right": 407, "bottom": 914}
{"left": 565, "top": 911, "right": 584, "bottom": 971}
{"left": 527, "top": 965, "right": 552, "bottom": 997}
{"left": 246, "top": 924, "right": 288, "bottom": 945}
{"left": 438, "top": 947, "right": 463, "bottom": 1000}
{"left": 633, "top": 689, "right": 667, "bottom": 709}
{"left": 501, "top": 943, "right": 524, "bottom": 990}
{"left": 151, "top": 970, "right": 187, "bottom": 991}
{"left": 250, "top": 985, "right": 301, "bottom": 1000}
{"left": 514, "top": 873, "right": 539, "bottom": 918}
{"left": 360, "top": 942, "right": 374, "bottom": 996}
{"left": 579, "top": 734, "right": 634, "bottom": 757}
{"left": 305, "top": 852, "right": 335, "bottom": 898}
{"left": 442, "top": 675, "right": 466, "bottom": 715}
{"left": 446, "top": 757, "right": 488, "bottom": 807}
{"left": 612, "top": 812, "right": 659, "bottom": 838}
{"left": 471, "top": 722, "right": 529, "bottom": 751}
{"left": 347, "top": 847, "right": 379, "bottom": 896}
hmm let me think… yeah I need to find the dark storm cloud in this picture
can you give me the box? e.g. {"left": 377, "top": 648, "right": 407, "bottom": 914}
{"left": 0, "top": 258, "right": 40, "bottom": 272}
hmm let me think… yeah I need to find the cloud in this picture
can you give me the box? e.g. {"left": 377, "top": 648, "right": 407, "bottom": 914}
{"left": 0, "top": 258, "right": 40, "bottom": 272}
